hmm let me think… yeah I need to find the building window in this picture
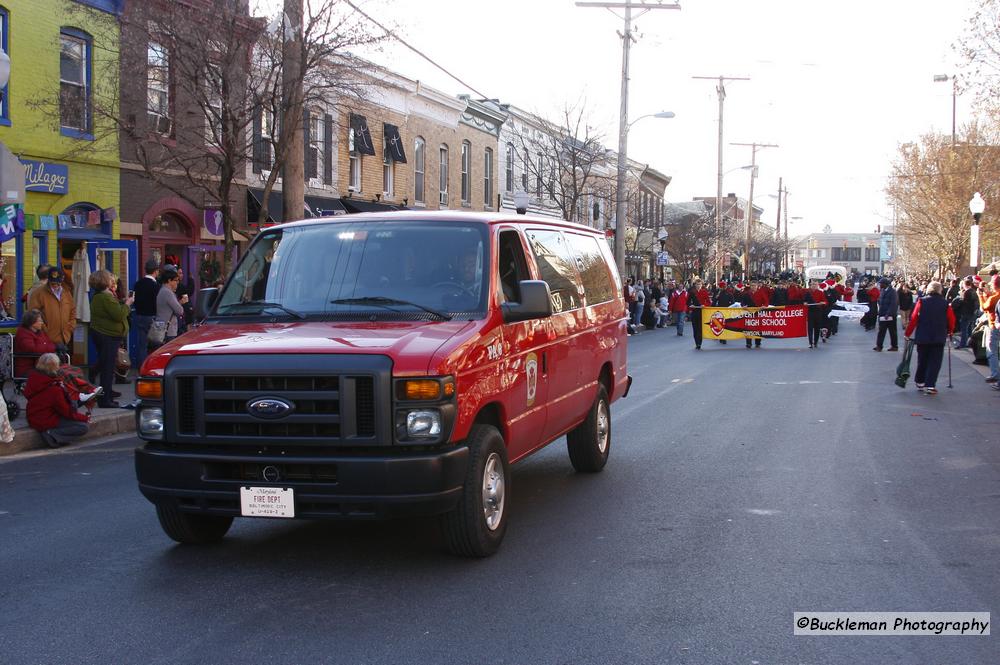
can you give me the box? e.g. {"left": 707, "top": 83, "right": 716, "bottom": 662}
{"left": 832, "top": 247, "right": 861, "bottom": 262}
{"left": 536, "top": 154, "right": 543, "bottom": 197}
{"left": 147, "top": 41, "right": 171, "bottom": 134}
{"left": 205, "top": 63, "right": 222, "bottom": 143}
{"left": 864, "top": 247, "right": 880, "bottom": 262}
{"left": 60, "top": 29, "right": 92, "bottom": 136}
{"left": 383, "top": 135, "right": 394, "bottom": 198}
{"left": 484, "top": 148, "right": 493, "bottom": 206}
{"left": 307, "top": 112, "right": 322, "bottom": 181}
{"left": 349, "top": 127, "right": 361, "bottom": 191}
{"left": 260, "top": 108, "right": 274, "bottom": 170}
{"left": 521, "top": 149, "right": 529, "bottom": 190}
{"left": 460, "top": 141, "right": 470, "bottom": 204}
{"left": 439, "top": 144, "right": 449, "bottom": 206}
{"left": 414, "top": 137, "right": 425, "bottom": 203}
{"left": 505, "top": 143, "right": 514, "bottom": 193}
{"left": 0, "top": 7, "right": 9, "bottom": 125}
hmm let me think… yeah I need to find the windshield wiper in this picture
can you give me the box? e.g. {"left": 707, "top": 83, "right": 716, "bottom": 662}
{"left": 219, "top": 300, "right": 306, "bottom": 319}
{"left": 330, "top": 296, "right": 452, "bottom": 321}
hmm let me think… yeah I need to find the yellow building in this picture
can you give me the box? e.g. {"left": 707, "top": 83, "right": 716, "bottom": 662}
{"left": 0, "top": 0, "right": 122, "bottom": 352}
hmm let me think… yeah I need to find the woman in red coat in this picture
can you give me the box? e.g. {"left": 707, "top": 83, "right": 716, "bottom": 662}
{"left": 24, "top": 353, "right": 90, "bottom": 448}
{"left": 15, "top": 310, "right": 101, "bottom": 408}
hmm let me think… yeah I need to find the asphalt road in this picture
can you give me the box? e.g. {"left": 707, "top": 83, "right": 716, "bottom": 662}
{"left": 1, "top": 322, "right": 997, "bottom": 664}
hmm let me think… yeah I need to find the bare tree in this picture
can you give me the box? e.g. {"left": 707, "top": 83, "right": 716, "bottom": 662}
{"left": 956, "top": 0, "right": 1000, "bottom": 106}
{"left": 885, "top": 121, "right": 1000, "bottom": 277}
{"left": 513, "top": 101, "right": 613, "bottom": 223}
{"left": 254, "top": 0, "right": 385, "bottom": 229}
{"left": 33, "top": 0, "right": 382, "bottom": 271}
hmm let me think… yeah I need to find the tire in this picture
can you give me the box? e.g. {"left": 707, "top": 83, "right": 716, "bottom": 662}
{"left": 155, "top": 503, "right": 233, "bottom": 545}
{"left": 441, "top": 424, "right": 510, "bottom": 557}
{"left": 566, "top": 384, "right": 611, "bottom": 473}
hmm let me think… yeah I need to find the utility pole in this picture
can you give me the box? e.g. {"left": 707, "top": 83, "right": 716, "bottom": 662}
{"left": 578, "top": 1, "right": 681, "bottom": 280}
{"left": 774, "top": 177, "right": 782, "bottom": 241}
{"left": 783, "top": 185, "right": 789, "bottom": 271}
{"left": 693, "top": 75, "right": 749, "bottom": 283}
{"left": 730, "top": 141, "right": 777, "bottom": 280}
{"left": 281, "top": 0, "right": 305, "bottom": 222}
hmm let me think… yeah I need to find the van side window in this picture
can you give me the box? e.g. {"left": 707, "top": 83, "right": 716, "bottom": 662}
{"left": 564, "top": 233, "right": 615, "bottom": 305}
{"left": 527, "top": 229, "right": 582, "bottom": 313}
{"left": 497, "top": 230, "right": 530, "bottom": 303}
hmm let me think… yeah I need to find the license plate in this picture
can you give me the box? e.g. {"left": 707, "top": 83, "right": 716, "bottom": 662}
{"left": 240, "top": 486, "right": 295, "bottom": 518}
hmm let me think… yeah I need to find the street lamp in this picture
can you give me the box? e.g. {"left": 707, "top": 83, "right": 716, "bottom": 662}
{"left": 933, "top": 74, "right": 957, "bottom": 145}
{"left": 969, "top": 192, "right": 985, "bottom": 268}
{"left": 614, "top": 111, "right": 676, "bottom": 280}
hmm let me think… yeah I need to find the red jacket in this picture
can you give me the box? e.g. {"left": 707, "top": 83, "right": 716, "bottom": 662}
{"left": 808, "top": 287, "right": 827, "bottom": 304}
{"left": 751, "top": 289, "right": 770, "bottom": 307}
{"left": 14, "top": 327, "right": 56, "bottom": 377}
{"left": 904, "top": 298, "right": 956, "bottom": 339}
{"left": 843, "top": 287, "right": 854, "bottom": 302}
{"left": 670, "top": 290, "right": 688, "bottom": 313}
{"left": 24, "top": 371, "right": 87, "bottom": 432}
{"left": 868, "top": 287, "right": 880, "bottom": 303}
{"left": 696, "top": 288, "right": 711, "bottom": 306}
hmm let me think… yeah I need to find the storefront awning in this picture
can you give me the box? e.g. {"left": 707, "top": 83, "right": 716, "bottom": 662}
{"left": 247, "top": 189, "right": 348, "bottom": 227}
{"left": 339, "top": 197, "right": 407, "bottom": 214}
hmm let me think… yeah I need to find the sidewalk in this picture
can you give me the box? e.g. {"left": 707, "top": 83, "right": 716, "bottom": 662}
{"left": 2, "top": 375, "right": 138, "bottom": 457}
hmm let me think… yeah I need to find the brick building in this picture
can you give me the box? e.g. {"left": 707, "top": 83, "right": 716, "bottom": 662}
{"left": 118, "top": 0, "right": 254, "bottom": 288}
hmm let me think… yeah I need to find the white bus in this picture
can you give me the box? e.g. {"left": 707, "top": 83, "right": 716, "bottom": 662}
{"left": 805, "top": 265, "right": 848, "bottom": 282}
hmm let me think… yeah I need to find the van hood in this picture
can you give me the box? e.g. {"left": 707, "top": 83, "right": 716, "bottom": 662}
{"left": 140, "top": 319, "right": 476, "bottom": 376}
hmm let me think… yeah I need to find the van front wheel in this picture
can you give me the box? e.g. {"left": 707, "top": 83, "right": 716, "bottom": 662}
{"left": 567, "top": 385, "right": 610, "bottom": 472}
{"left": 441, "top": 424, "right": 509, "bottom": 557}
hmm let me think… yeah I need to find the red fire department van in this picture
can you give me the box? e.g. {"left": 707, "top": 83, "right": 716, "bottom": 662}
{"left": 134, "top": 211, "right": 629, "bottom": 556}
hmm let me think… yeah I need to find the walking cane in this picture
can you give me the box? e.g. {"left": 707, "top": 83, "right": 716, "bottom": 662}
{"left": 947, "top": 334, "right": 953, "bottom": 389}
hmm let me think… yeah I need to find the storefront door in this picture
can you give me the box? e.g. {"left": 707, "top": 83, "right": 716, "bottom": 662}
{"left": 87, "top": 240, "right": 139, "bottom": 364}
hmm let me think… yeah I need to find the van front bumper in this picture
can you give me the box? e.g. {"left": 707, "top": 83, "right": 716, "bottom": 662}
{"left": 135, "top": 443, "right": 469, "bottom": 519}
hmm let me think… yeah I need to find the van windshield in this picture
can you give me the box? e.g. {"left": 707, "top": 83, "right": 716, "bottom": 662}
{"left": 214, "top": 221, "right": 489, "bottom": 319}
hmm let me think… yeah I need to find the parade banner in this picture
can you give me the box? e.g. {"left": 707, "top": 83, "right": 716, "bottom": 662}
{"left": 701, "top": 306, "right": 808, "bottom": 340}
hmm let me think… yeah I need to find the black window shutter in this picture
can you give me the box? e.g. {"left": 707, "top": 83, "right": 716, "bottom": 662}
{"left": 252, "top": 107, "right": 263, "bottom": 174}
{"left": 323, "top": 114, "right": 333, "bottom": 185}
{"left": 302, "top": 109, "right": 313, "bottom": 179}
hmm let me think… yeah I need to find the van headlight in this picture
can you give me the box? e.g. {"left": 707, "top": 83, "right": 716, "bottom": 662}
{"left": 404, "top": 410, "right": 442, "bottom": 438}
{"left": 139, "top": 408, "right": 164, "bottom": 439}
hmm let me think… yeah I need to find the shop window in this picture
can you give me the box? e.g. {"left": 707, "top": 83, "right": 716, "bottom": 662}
{"left": 1, "top": 236, "right": 19, "bottom": 320}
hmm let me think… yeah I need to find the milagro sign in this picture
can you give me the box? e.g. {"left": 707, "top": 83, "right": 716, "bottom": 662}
{"left": 20, "top": 160, "right": 69, "bottom": 194}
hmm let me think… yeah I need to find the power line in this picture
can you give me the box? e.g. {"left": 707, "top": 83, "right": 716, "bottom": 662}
{"left": 343, "top": 0, "right": 489, "bottom": 99}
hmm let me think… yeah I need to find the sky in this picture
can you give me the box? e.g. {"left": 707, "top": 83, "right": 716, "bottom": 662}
{"left": 309, "top": 0, "right": 977, "bottom": 236}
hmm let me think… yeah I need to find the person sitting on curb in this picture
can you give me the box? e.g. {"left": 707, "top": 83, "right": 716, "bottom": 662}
{"left": 24, "top": 353, "right": 90, "bottom": 448}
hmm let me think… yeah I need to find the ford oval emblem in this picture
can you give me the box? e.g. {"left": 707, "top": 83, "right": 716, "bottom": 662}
{"left": 247, "top": 397, "right": 295, "bottom": 420}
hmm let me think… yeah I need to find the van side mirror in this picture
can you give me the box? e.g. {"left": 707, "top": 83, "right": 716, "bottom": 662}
{"left": 502, "top": 280, "right": 552, "bottom": 323}
{"left": 195, "top": 288, "right": 219, "bottom": 321}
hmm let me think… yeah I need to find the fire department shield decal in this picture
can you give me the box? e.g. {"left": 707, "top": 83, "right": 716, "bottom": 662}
{"left": 525, "top": 352, "right": 538, "bottom": 407}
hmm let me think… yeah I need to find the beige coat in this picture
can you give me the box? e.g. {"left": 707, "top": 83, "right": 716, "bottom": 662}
{"left": 27, "top": 284, "right": 77, "bottom": 346}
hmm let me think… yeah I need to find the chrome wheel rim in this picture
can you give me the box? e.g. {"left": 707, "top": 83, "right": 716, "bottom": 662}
{"left": 596, "top": 401, "right": 610, "bottom": 454}
{"left": 482, "top": 452, "right": 505, "bottom": 531}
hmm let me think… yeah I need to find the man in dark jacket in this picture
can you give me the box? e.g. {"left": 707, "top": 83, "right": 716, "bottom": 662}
{"left": 958, "top": 277, "right": 979, "bottom": 348}
{"left": 874, "top": 277, "right": 899, "bottom": 351}
{"left": 132, "top": 259, "right": 161, "bottom": 369}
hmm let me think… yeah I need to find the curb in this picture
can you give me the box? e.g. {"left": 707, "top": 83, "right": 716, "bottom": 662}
{"left": 2, "top": 410, "right": 136, "bottom": 457}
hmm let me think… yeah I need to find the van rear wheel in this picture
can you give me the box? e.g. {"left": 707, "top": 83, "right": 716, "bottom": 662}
{"left": 155, "top": 503, "right": 233, "bottom": 544}
{"left": 567, "top": 385, "right": 610, "bottom": 473}
{"left": 441, "top": 424, "right": 509, "bottom": 557}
